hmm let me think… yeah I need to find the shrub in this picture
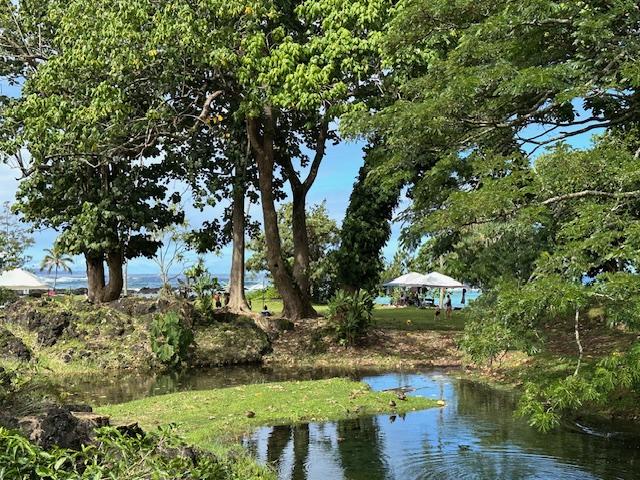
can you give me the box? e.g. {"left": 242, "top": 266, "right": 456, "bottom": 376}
{"left": 0, "top": 425, "right": 273, "bottom": 479}
{"left": 0, "top": 287, "right": 17, "bottom": 306}
{"left": 150, "top": 311, "right": 193, "bottom": 367}
{"left": 327, "top": 290, "right": 374, "bottom": 346}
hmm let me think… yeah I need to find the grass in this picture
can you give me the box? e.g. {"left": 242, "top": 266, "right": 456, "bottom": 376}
{"left": 98, "top": 378, "right": 439, "bottom": 447}
{"left": 258, "top": 299, "right": 466, "bottom": 332}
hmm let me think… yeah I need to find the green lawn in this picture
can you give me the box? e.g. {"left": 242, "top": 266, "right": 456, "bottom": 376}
{"left": 254, "top": 300, "right": 466, "bottom": 332}
{"left": 98, "top": 378, "right": 438, "bottom": 447}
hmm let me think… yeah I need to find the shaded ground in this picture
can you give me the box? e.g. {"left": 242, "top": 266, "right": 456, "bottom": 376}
{"left": 265, "top": 315, "right": 464, "bottom": 370}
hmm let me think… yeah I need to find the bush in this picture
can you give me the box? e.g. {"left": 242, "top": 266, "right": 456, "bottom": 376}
{"left": 327, "top": 290, "right": 374, "bottom": 346}
{"left": 0, "top": 425, "right": 273, "bottom": 479}
{"left": 150, "top": 311, "right": 193, "bottom": 367}
{"left": 0, "top": 287, "right": 17, "bottom": 306}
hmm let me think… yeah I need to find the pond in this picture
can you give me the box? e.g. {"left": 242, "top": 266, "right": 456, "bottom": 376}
{"left": 63, "top": 368, "right": 640, "bottom": 479}
{"left": 242, "top": 372, "right": 640, "bottom": 480}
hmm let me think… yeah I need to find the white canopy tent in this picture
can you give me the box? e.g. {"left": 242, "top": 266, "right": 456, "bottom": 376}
{"left": 423, "top": 272, "right": 466, "bottom": 289}
{"left": 0, "top": 268, "right": 49, "bottom": 293}
{"left": 383, "top": 272, "right": 431, "bottom": 288}
{"left": 383, "top": 271, "right": 467, "bottom": 307}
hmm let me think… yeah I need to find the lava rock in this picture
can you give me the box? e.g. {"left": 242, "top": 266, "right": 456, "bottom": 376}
{"left": 18, "top": 406, "right": 108, "bottom": 450}
{"left": 0, "top": 327, "right": 32, "bottom": 361}
{"left": 37, "top": 312, "right": 71, "bottom": 347}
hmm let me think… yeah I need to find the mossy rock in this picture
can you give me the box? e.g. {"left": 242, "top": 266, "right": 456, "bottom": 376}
{"left": 191, "top": 319, "right": 271, "bottom": 367}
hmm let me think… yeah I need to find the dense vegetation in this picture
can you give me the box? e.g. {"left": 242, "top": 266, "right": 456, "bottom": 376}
{"left": 1, "top": 0, "right": 640, "bottom": 464}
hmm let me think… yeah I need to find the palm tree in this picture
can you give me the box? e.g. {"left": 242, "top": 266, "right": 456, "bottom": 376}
{"left": 40, "top": 246, "right": 74, "bottom": 292}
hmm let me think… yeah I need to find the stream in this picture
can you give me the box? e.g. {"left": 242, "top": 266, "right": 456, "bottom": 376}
{"left": 63, "top": 368, "right": 640, "bottom": 479}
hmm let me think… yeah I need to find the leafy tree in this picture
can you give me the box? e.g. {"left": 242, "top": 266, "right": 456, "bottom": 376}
{"left": 0, "top": 0, "right": 186, "bottom": 302}
{"left": 342, "top": 0, "right": 640, "bottom": 428}
{"left": 0, "top": 201, "right": 33, "bottom": 272}
{"left": 336, "top": 145, "right": 404, "bottom": 293}
{"left": 247, "top": 202, "right": 340, "bottom": 303}
{"left": 39, "top": 244, "right": 73, "bottom": 292}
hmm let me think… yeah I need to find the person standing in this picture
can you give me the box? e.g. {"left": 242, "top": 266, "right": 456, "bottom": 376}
{"left": 445, "top": 294, "right": 453, "bottom": 320}
{"left": 214, "top": 292, "right": 222, "bottom": 308}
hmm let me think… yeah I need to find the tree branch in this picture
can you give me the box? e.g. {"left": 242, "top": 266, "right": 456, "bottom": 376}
{"left": 540, "top": 189, "right": 640, "bottom": 205}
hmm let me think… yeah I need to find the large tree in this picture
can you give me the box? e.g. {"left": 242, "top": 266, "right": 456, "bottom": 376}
{"left": 146, "top": 0, "right": 390, "bottom": 318}
{"left": 347, "top": 0, "right": 640, "bottom": 428}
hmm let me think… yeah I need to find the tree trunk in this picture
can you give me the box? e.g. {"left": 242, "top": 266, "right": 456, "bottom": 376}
{"left": 227, "top": 176, "right": 251, "bottom": 313}
{"left": 247, "top": 113, "right": 316, "bottom": 320}
{"left": 290, "top": 185, "right": 316, "bottom": 312}
{"left": 84, "top": 250, "right": 123, "bottom": 303}
{"left": 53, "top": 265, "right": 58, "bottom": 292}
{"left": 103, "top": 250, "right": 124, "bottom": 302}
{"left": 85, "top": 253, "right": 106, "bottom": 303}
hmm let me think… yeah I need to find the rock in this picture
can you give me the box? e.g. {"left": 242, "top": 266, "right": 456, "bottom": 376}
{"left": 437, "top": 400, "right": 446, "bottom": 407}
{"left": 254, "top": 317, "right": 294, "bottom": 334}
{"left": 65, "top": 404, "right": 93, "bottom": 413}
{"left": 191, "top": 319, "right": 271, "bottom": 367}
{"left": 36, "top": 312, "right": 71, "bottom": 347}
{"left": 115, "top": 422, "right": 145, "bottom": 437}
{"left": 18, "top": 406, "right": 109, "bottom": 450}
{"left": 245, "top": 410, "right": 256, "bottom": 418}
{"left": 0, "top": 327, "right": 32, "bottom": 361}
{"left": 389, "top": 400, "right": 396, "bottom": 408}
{"left": 396, "top": 392, "right": 407, "bottom": 401}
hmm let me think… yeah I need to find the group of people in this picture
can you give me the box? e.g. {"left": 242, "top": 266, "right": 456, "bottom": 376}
{"left": 394, "top": 291, "right": 454, "bottom": 319}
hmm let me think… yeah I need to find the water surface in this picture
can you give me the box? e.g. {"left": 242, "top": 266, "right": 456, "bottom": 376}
{"left": 243, "top": 372, "right": 640, "bottom": 480}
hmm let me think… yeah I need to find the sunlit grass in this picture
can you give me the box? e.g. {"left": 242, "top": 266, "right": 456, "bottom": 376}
{"left": 98, "top": 378, "right": 438, "bottom": 448}
{"left": 257, "top": 299, "right": 466, "bottom": 331}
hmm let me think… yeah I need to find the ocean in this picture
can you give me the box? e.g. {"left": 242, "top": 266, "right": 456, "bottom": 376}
{"left": 36, "top": 272, "right": 267, "bottom": 291}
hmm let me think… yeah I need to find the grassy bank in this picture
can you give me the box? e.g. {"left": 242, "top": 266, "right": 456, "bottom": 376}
{"left": 98, "top": 378, "right": 439, "bottom": 447}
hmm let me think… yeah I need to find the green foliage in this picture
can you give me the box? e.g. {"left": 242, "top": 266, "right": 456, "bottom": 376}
{"left": 247, "top": 202, "right": 340, "bottom": 303}
{"left": 0, "top": 425, "right": 272, "bottom": 479}
{"left": 150, "top": 311, "right": 193, "bottom": 367}
{"left": 0, "top": 202, "right": 33, "bottom": 273}
{"left": 327, "top": 290, "right": 374, "bottom": 346}
{"left": 336, "top": 146, "right": 403, "bottom": 292}
{"left": 182, "top": 260, "right": 220, "bottom": 320}
{"left": 0, "top": 288, "right": 17, "bottom": 306}
{"left": 517, "top": 342, "right": 640, "bottom": 432}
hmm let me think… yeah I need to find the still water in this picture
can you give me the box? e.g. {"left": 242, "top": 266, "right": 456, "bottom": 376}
{"left": 63, "top": 368, "right": 640, "bottom": 479}
{"left": 242, "top": 372, "right": 640, "bottom": 480}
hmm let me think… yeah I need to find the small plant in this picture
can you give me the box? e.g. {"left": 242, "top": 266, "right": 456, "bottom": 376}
{"left": 182, "top": 260, "right": 220, "bottom": 321}
{"left": 327, "top": 289, "right": 374, "bottom": 346}
{"left": 150, "top": 311, "right": 193, "bottom": 367}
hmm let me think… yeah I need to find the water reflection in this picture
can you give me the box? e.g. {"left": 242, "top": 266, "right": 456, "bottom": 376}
{"left": 244, "top": 372, "right": 640, "bottom": 480}
{"left": 59, "top": 365, "right": 386, "bottom": 406}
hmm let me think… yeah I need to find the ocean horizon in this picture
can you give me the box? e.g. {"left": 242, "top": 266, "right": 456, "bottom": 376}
{"left": 35, "top": 272, "right": 269, "bottom": 291}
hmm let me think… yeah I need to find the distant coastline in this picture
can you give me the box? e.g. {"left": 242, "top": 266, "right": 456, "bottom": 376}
{"left": 34, "top": 272, "right": 269, "bottom": 291}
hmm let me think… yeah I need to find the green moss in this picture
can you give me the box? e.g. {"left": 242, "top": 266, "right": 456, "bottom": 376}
{"left": 98, "top": 378, "right": 438, "bottom": 447}
{"left": 192, "top": 318, "right": 271, "bottom": 368}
